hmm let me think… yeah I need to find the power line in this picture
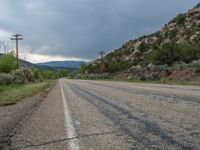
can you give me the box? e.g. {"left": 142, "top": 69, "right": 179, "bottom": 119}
{"left": 11, "top": 34, "right": 23, "bottom": 68}
{"left": 0, "top": 21, "right": 15, "bottom": 33}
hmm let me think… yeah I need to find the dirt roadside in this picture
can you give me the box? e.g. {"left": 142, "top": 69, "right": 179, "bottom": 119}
{"left": 0, "top": 82, "right": 56, "bottom": 150}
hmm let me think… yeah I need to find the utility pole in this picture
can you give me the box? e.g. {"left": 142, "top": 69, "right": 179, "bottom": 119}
{"left": 99, "top": 51, "right": 105, "bottom": 60}
{"left": 11, "top": 34, "right": 23, "bottom": 69}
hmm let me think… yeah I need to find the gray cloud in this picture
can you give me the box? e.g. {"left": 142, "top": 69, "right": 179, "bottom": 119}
{"left": 0, "top": 0, "right": 199, "bottom": 61}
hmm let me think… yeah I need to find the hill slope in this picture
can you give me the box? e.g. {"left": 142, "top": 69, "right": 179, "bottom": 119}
{"left": 81, "top": 4, "right": 200, "bottom": 81}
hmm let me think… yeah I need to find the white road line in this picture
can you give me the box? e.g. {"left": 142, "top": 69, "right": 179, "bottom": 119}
{"left": 60, "top": 80, "right": 79, "bottom": 150}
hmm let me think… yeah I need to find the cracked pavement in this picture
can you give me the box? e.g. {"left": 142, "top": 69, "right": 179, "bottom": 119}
{"left": 5, "top": 79, "right": 200, "bottom": 150}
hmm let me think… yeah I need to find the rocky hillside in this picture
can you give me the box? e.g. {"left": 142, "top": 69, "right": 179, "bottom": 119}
{"left": 80, "top": 4, "right": 200, "bottom": 81}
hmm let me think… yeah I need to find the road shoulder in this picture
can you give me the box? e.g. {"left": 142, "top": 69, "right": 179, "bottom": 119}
{"left": 0, "top": 82, "right": 55, "bottom": 149}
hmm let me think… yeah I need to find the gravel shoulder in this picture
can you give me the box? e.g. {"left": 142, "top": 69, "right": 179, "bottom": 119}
{"left": 0, "top": 82, "right": 55, "bottom": 149}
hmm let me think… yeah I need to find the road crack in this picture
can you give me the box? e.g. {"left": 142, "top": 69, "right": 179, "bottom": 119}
{"left": 13, "top": 131, "right": 116, "bottom": 149}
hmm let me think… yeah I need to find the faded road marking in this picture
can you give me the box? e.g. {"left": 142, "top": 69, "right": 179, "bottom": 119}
{"left": 60, "top": 80, "right": 79, "bottom": 150}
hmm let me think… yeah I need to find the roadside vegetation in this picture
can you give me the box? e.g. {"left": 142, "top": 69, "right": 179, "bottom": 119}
{"left": 0, "top": 81, "right": 52, "bottom": 106}
{"left": 0, "top": 53, "right": 70, "bottom": 105}
{"left": 148, "top": 43, "right": 200, "bottom": 65}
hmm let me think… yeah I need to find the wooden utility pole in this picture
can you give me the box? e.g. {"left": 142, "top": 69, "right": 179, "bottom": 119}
{"left": 11, "top": 34, "right": 23, "bottom": 69}
{"left": 99, "top": 51, "right": 105, "bottom": 60}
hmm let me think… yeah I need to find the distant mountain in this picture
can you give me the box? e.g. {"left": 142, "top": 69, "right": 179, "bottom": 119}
{"left": 0, "top": 53, "right": 77, "bottom": 71}
{"left": 37, "top": 61, "right": 88, "bottom": 69}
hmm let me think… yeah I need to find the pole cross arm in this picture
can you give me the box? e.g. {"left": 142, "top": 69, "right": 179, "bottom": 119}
{"left": 12, "top": 34, "right": 23, "bottom": 37}
{"left": 11, "top": 38, "right": 23, "bottom": 40}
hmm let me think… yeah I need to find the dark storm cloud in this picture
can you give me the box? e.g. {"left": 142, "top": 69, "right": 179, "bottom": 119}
{"left": 0, "top": 0, "right": 199, "bottom": 61}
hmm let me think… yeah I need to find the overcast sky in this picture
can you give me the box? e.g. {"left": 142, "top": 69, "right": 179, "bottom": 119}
{"left": 0, "top": 0, "right": 199, "bottom": 63}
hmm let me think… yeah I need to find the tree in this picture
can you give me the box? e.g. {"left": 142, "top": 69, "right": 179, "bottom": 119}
{"left": 78, "top": 63, "right": 88, "bottom": 74}
{"left": 195, "top": 3, "right": 200, "bottom": 8}
{"left": 150, "top": 43, "right": 181, "bottom": 65}
{"left": 138, "top": 41, "right": 150, "bottom": 52}
{"left": 0, "top": 53, "right": 17, "bottom": 73}
{"left": 149, "top": 43, "right": 200, "bottom": 65}
{"left": 171, "top": 14, "right": 186, "bottom": 25}
{"left": 0, "top": 41, "right": 11, "bottom": 54}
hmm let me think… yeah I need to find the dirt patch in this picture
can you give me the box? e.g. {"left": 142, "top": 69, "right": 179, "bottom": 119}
{"left": 168, "top": 69, "right": 194, "bottom": 81}
{"left": 0, "top": 82, "right": 56, "bottom": 149}
{"left": 114, "top": 68, "right": 200, "bottom": 82}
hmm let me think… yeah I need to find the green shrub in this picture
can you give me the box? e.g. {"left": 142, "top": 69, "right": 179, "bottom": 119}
{"left": 149, "top": 43, "right": 200, "bottom": 65}
{"left": 150, "top": 43, "right": 180, "bottom": 65}
{"left": 171, "top": 13, "right": 186, "bottom": 25}
{"left": 0, "top": 53, "right": 17, "bottom": 73}
{"left": 0, "top": 73, "right": 13, "bottom": 85}
{"left": 108, "top": 62, "right": 121, "bottom": 73}
{"left": 78, "top": 63, "right": 88, "bottom": 74}
{"left": 124, "top": 49, "right": 132, "bottom": 55}
{"left": 194, "top": 65, "right": 200, "bottom": 73}
{"left": 11, "top": 69, "right": 27, "bottom": 84}
{"left": 195, "top": 3, "right": 200, "bottom": 8}
{"left": 32, "top": 69, "right": 41, "bottom": 80}
{"left": 21, "top": 68, "right": 34, "bottom": 82}
{"left": 58, "top": 70, "right": 70, "bottom": 77}
{"left": 131, "top": 58, "right": 141, "bottom": 66}
{"left": 138, "top": 41, "right": 150, "bottom": 52}
{"left": 154, "top": 31, "right": 161, "bottom": 38}
{"left": 180, "top": 44, "right": 200, "bottom": 63}
{"left": 169, "top": 28, "right": 178, "bottom": 39}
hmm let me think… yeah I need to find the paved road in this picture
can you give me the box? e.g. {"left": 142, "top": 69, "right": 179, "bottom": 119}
{"left": 8, "top": 79, "right": 200, "bottom": 150}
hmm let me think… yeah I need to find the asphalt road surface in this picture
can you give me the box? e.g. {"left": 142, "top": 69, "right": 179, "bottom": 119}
{"left": 8, "top": 79, "right": 200, "bottom": 150}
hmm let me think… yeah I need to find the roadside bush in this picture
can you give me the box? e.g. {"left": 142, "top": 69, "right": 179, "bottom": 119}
{"left": 78, "top": 63, "right": 88, "bottom": 74}
{"left": 11, "top": 69, "right": 27, "bottom": 84}
{"left": 0, "top": 73, "right": 13, "bottom": 85}
{"left": 180, "top": 44, "right": 200, "bottom": 63}
{"left": 32, "top": 69, "right": 42, "bottom": 80}
{"left": 40, "top": 70, "right": 57, "bottom": 80}
{"left": 21, "top": 68, "right": 34, "bottom": 82}
{"left": 150, "top": 43, "right": 181, "bottom": 65}
{"left": 0, "top": 53, "right": 17, "bottom": 73}
{"left": 188, "top": 64, "right": 200, "bottom": 73}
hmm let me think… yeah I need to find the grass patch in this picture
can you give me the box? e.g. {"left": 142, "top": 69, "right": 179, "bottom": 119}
{"left": 0, "top": 81, "right": 54, "bottom": 106}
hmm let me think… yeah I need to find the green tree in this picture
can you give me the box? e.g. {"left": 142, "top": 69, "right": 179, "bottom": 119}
{"left": 0, "top": 53, "right": 17, "bottom": 73}
{"left": 150, "top": 43, "right": 181, "bottom": 65}
{"left": 138, "top": 41, "right": 150, "bottom": 52}
{"left": 78, "top": 63, "right": 88, "bottom": 74}
{"left": 171, "top": 13, "right": 186, "bottom": 25}
{"left": 195, "top": 3, "right": 200, "bottom": 8}
{"left": 149, "top": 43, "right": 200, "bottom": 65}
